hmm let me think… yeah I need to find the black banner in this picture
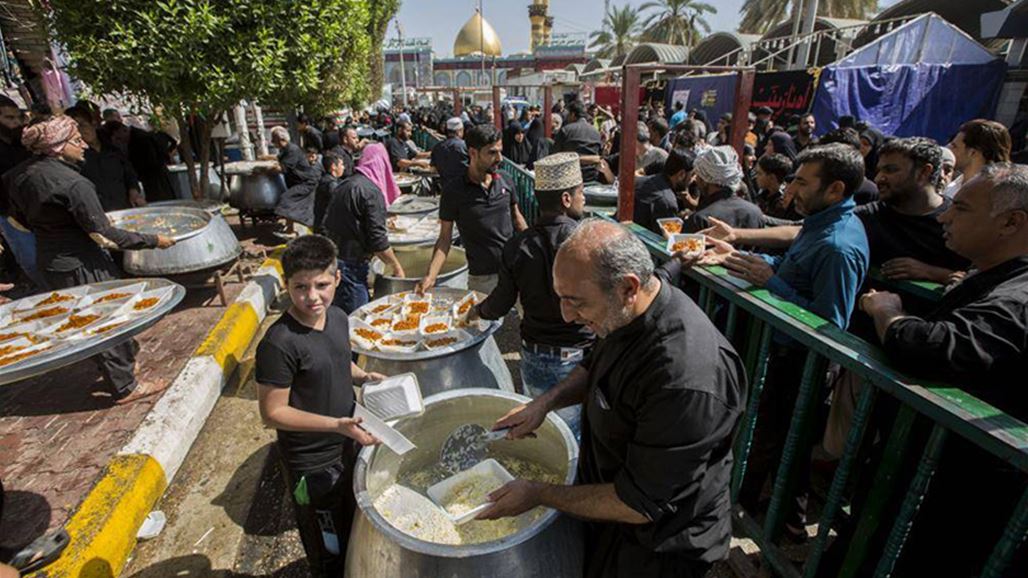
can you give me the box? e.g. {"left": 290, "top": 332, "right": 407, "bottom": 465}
{"left": 752, "top": 70, "right": 819, "bottom": 122}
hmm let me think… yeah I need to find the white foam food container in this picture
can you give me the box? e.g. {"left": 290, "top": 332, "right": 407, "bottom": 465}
{"left": 0, "top": 336, "right": 40, "bottom": 359}
{"left": 80, "top": 282, "right": 147, "bottom": 308}
{"left": 366, "top": 315, "right": 394, "bottom": 331}
{"left": 0, "top": 340, "right": 65, "bottom": 369}
{"left": 11, "top": 286, "right": 91, "bottom": 313}
{"left": 38, "top": 304, "right": 120, "bottom": 339}
{"left": 0, "top": 320, "right": 45, "bottom": 342}
{"left": 119, "top": 285, "right": 175, "bottom": 317}
{"left": 451, "top": 293, "right": 478, "bottom": 321}
{"left": 427, "top": 458, "right": 515, "bottom": 525}
{"left": 656, "top": 217, "right": 684, "bottom": 239}
{"left": 361, "top": 372, "right": 424, "bottom": 421}
{"left": 388, "top": 313, "right": 423, "bottom": 337}
{"left": 86, "top": 314, "right": 134, "bottom": 338}
{"left": 7, "top": 306, "right": 73, "bottom": 329}
{"left": 418, "top": 314, "right": 452, "bottom": 338}
{"left": 422, "top": 329, "right": 471, "bottom": 352}
{"left": 375, "top": 333, "right": 422, "bottom": 354}
{"left": 350, "top": 318, "right": 386, "bottom": 350}
{"left": 353, "top": 402, "right": 416, "bottom": 455}
{"left": 402, "top": 298, "right": 433, "bottom": 318}
{"left": 666, "top": 233, "right": 705, "bottom": 257}
{"left": 364, "top": 301, "right": 400, "bottom": 318}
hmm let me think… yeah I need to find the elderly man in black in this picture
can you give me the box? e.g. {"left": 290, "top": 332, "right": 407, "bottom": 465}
{"left": 683, "top": 146, "right": 764, "bottom": 234}
{"left": 263, "top": 126, "right": 321, "bottom": 233}
{"left": 417, "top": 124, "right": 527, "bottom": 294}
{"left": 480, "top": 219, "right": 745, "bottom": 577}
{"left": 6, "top": 116, "right": 175, "bottom": 401}
{"left": 430, "top": 117, "right": 469, "bottom": 190}
{"left": 466, "top": 153, "right": 593, "bottom": 436}
{"left": 855, "top": 163, "right": 1028, "bottom": 576}
{"left": 633, "top": 147, "right": 693, "bottom": 235}
{"left": 553, "top": 100, "right": 603, "bottom": 183}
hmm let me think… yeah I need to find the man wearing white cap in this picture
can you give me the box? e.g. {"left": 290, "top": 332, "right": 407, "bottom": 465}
{"left": 464, "top": 153, "right": 593, "bottom": 435}
{"left": 682, "top": 145, "right": 763, "bottom": 233}
{"left": 430, "top": 117, "right": 468, "bottom": 189}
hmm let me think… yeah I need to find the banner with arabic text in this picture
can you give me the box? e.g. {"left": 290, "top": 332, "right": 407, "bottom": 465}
{"left": 751, "top": 69, "right": 820, "bottom": 122}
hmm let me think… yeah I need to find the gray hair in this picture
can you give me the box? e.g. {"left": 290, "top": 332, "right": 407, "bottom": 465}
{"left": 982, "top": 162, "right": 1028, "bottom": 216}
{"left": 270, "top": 126, "right": 290, "bottom": 143}
{"left": 562, "top": 218, "right": 655, "bottom": 288}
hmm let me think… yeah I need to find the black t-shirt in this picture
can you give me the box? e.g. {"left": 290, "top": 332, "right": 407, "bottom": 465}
{"left": 633, "top": 174, "right": 679, "bottom": 235}
{"left": 430, "top": 137, "right": 468, "bottom": 188}
{"left": 553, "top": 119, "right": 602, "bottom": 183}
{"left": 684, "top": 195, "right": 765, "bottom": 234}
{"left": 853, "top": 177, "right": 879, "bottom": 205}
{"left": 278, "top": 143, "right": 321, "bottom": 188}
{"left": 81, "top": 146, "right": 140, "bottom": 212}
{"left": 386, "top": 137, "right": 415, "bottom": 172}
{"left": 439, "top": 172, "right": 517, "bottom": 275}
{"left": 323, "top": 173, "right": 391, "bottom": 262}
{"left": 255, "top": 307, "right": 355, "bottom": 473}
{"left": 0, "top": 138, "right": 30, "bottom": 214}
{"left": 855, "top": 198, "right": 969, "bottom": 270}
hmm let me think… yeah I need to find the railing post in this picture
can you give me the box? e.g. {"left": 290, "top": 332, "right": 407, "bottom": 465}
{"left": 731, "top": 320, "right": 774, "bottom": 502}
{"left": 731, "top": 70, "right": 755, "bottom": 160}
{"left": 453, "top": 89, "right": 462, "bottom": 116}
{"left": 544, "top": 85, "right": 553, "bottom": 139}
{"left": 617, "top": 66, "right": 641, "bottom": 221}
{"left": 981, "top": 487, "right": 1028, "bottom": 578}
{"left": 492, "top": 86, "right": 502, "bottom": 131}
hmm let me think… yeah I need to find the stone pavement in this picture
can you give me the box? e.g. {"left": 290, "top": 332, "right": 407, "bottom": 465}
{"left": 0, "top": 214, "right": 282, "bottom": 563}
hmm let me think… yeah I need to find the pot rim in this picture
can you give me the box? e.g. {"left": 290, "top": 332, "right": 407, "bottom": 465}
{"left": 354, "top": 388, "right": 580, "bottom": 558}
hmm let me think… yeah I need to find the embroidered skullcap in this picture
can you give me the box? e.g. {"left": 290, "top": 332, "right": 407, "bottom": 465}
{"left": 534, "top": 152, "right": 582, "bottom": 192}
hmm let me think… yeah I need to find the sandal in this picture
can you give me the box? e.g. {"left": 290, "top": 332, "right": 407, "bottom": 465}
{"left": 9, "top": 529, "right": 70, "bottom": 574}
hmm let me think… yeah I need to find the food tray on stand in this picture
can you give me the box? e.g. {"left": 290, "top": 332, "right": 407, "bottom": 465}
{"left": 0, "top": 278, "right": 186, "bottom": 386}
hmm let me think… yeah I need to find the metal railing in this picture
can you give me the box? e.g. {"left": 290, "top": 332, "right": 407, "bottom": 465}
{"left": 499, "top": 158, "right": 539, "bottom": 226}
{"left": 491, "top": 162, "right": 1028, "bottom": 577}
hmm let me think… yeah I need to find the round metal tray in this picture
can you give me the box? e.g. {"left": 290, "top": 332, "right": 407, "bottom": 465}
{"left": 0, "top": 278, "right": 186, "bottom": 386}
{"left": 107, "top": 206, "right": 210, "bottom": 242}
{"left": 388, "top": 194, "right": 438, "bottom": 216}
{"left": 386, "top": 212, "right": 458, "bottom": 246}
{"left": 349, "top": 287, "right": 501, "bottom": 362}
{"left": 394, "top": 173, "right": 422, "bottom": 189}
{"left": 583, "top": 184, "right": 618, "bottom": 205}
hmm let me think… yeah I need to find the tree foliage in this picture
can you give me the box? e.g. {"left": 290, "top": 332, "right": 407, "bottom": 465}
{"left": 46, "top": 0, "right": 373, "bottom": 196}
{"left": 588, "top": 4, "right": 643, "bottom": 60}
{"left": 739, "top": 0, "right": 878, "bottom": 35}
{"left": 640, "top": 0, "right": 717, "bottom": 48}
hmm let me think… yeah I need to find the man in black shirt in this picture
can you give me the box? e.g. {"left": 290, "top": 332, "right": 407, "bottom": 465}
{"left": 553, "top": 100, "right": 603, "bottom": 183}
{"left": 684, "top": 146, "right": 764, "bottom": 233}
{"left": 820, "top": 127, "right": 879, "bottom": 205}
{"left": 327, "top": 126, "right": 362, "bottom": 178}
{"left": 0, "top": 94, "right": 40, "bottom": 287}
{"left": 467, "top": 152, "right": 593, "bottom": 436}
{"left": 297, "top": 113, "right": 324, "bottom": 153}
{"left": 794, "top": 113, "right": 818, "bottom": 153}
{"left": 633, "top": 147, "right": 692, "bottom": 234}
{"left": 313, "top": 152, "right": 345, "bottom": 235}
{"left": 68, "top": 108, "right": 145, "bottom": 212}
{"left": 256, "top": 235, "right": 385, "bottom": 578}
{"left": 754, "top": 153, "right": 802, "bottom": 222}
{"left": 482, "top": 220, "right": 744, "bottom": 577}
{"left": 264, "top": 126, "right": 321, "bottom": 231}
{"left": 858, "top": 163, "right": 1028, "bottom": 576}
{"left": 321, "top": 145, "right": 405, "bottom": 313}
{"left": 417, "top": 124, "right": 527, "bottom": 294}
{"left": 385, "top": 120, "right": 430, "bottom": 172}
{"left": 430, "top": 117, "right": 469, "bottom": 189}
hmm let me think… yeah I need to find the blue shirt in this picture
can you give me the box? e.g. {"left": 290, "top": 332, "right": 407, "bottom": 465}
{"left": 758, "top": 196, "right": 869, "bottom": 330}
{"left": 669, "top": 110, "right": 687, "bottom": 129}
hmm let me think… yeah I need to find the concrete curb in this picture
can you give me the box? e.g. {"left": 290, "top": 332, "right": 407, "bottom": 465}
{"left": 37, "top": 250, "right": 284, "bottom": 578}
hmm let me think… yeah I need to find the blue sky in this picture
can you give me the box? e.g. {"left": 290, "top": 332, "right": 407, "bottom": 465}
{"left": 394, "top": 0, "right": 900, "bottom": 57}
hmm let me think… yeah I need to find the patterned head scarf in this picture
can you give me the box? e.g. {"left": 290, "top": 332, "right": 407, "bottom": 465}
{"left": 695, "top": 145, "right": 743, "bottom": 190}
{"left": 22, "top": 115, "right": 80, "bottom": 157}
{"left": 356, "top": 143, "right": 401, "bottom": 206}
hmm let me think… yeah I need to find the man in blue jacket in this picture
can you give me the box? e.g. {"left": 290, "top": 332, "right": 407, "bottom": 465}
{"left": 708, "top": 143, "right": 870, "bottom": 541}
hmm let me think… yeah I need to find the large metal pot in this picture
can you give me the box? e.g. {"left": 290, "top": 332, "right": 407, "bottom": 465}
{"left": 167, "top": 163, "right": 223, "bottom": 200}
{"left": 371, "top": 245, "right": 469, "bottom": 297}
{"left": 224, "top": 160, "right": 286, "bottom": 212}
{"left": 348, "top": 389, "right": 583, "bottom": 578}
{"left": 112, "top": 207, "right": 242, "bottom": 275}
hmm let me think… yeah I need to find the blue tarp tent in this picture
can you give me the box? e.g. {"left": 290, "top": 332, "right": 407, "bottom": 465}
{"left": 812, "top": 13, "right": 1007, "bottom": 143}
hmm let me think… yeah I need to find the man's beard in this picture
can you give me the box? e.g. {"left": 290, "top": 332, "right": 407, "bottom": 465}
{"left": 595, "top": 294, "right": 635, "bottom": 338}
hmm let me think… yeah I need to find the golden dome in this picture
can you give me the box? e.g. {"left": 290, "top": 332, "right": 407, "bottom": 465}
{"left": 453, "top": 10, "right": 502, "bottom": 57}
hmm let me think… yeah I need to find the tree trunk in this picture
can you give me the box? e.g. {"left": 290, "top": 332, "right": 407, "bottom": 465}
{"left": 176, "top": 112, "right": 199, "bottom": 200}
{"left": 196, "top": 115, "right": 213, "bottom": 201}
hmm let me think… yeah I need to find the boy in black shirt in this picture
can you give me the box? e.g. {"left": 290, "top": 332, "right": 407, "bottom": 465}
{"left": 255, "top": 235, "right": 385, "bottom": 577}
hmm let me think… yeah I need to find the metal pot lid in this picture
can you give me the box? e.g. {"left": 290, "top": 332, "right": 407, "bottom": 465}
{"left": 388, "top": 195, "right": 439, "bottom": 215}
{"left": 148, "top": 199, "right": 227, "bottom": 215}
{"left": 222, "top": 160, "right": 279, "bottom": 175}
{"left": 385, "top": 212, "right": 458, "bottom": 246}
{"left": 0, "top": 278, "right": 186, "bottom": 386}
{"left": 107, "top": 206, "right": 211, "bottom": 242}
{"left": 348, "top": 287, "right": 500, "bottom": 361}
{"left": 394, "top": 173, "right": 421, "bottom": 187}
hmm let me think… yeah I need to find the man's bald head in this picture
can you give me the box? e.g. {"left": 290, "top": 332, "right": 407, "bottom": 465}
{"left": 557, "top": 219, "right": 656, "bottom": 289}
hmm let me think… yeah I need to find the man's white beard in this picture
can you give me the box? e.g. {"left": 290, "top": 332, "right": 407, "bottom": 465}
{"left": 596, "top": 296, "right": 634, "bottom": 338}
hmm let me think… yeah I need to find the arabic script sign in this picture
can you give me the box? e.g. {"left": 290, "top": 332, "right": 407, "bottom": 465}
{"left": 751, "top": 70, "right": 819, "bottom": 121}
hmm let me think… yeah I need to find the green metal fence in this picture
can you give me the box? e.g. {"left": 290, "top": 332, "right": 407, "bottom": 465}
{"left": 491, "top": 162, "right": 1028, "bottom": 577}
{"left": 500, "top": 158, "right": 539, "bottom": 226}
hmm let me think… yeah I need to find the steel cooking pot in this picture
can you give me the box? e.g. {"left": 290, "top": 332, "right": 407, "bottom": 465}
{"left": 167, "top": 163, "right": 223, "bottom": 200}
{"left": 371, "top": 245, "right": 468, "bottom": 296}
{"left": 224, "top": 160, "right": 286, "bottom": 212}
{"left": 348, "top": 389, "right": 583, "bottom": 577}
{"left": 111, "top": 206, "right": 242, "bottom": 275}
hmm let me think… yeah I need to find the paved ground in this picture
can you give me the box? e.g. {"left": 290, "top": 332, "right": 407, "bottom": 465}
{"left": 0, "top": 213, "right": 279, "bottom": 561}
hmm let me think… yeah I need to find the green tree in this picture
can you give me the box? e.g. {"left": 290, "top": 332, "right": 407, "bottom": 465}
{"left": 739, "top": 0, "right": 878, "bottom": 35}
{"left": 640, "top": 0, "right": 717, "bottom": 48}
{"left": 368, "top": 0, "right": 403, "bottom": 104}
{"left": 589, "top": 4, "right": 643, "bottom": 60}
{"left": 46, "top": 0, "right": 372, "bottom": 198}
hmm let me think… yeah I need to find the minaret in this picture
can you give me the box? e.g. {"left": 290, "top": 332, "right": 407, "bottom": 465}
{"left": 529, "top": 0, "right": 549, "bottom": 52}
